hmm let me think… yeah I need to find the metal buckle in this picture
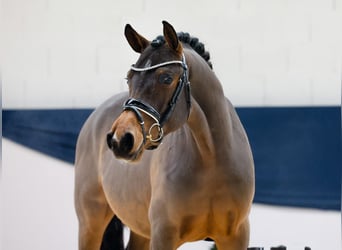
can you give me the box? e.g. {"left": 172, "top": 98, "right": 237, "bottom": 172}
{"left": 146, "top": 123, "right": 164, "bottom": 143}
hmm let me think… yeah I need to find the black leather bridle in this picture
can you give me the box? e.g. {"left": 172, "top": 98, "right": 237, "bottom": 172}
{"left": 123, "top": 54, "right": 191, "bottom": 150}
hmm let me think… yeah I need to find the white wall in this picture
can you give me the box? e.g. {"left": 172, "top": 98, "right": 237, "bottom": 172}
{"left": 2, "top": 0, "right": 341, "bottom": 108}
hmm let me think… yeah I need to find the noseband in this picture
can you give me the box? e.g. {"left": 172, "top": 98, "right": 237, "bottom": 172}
{"left": 123, "top": 54, "right": 191, "bottom": 150}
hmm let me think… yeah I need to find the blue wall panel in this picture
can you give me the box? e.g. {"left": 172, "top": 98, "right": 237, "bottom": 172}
{"left": 2, "top": 107, "right": 341, "bottom": 210}
{"left": 3, "top": 109, "right": 92, "bottom": 164}
{"left": 237, "top": 107, "right": 340, "bottom": 210}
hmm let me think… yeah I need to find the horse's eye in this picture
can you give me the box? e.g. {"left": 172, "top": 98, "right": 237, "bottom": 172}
{"left": 158, "top": 74, "right": 173, "bottom": 85}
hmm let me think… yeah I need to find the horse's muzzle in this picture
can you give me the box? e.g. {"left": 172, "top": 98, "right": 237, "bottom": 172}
{"left": 106, "top": 130, "right": 143, "bottom": 161}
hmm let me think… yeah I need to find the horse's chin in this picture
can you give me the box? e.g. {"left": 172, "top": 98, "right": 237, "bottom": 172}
{"left": 112, "top": 145, "right": 144, "bottom": 163}
{"left": 128, "top": 148, "right": 144, "bottom": 162}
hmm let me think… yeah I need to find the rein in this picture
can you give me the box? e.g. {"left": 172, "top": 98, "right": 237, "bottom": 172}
{"left": 123, "top": 54, "right": 191, "bottom": 149}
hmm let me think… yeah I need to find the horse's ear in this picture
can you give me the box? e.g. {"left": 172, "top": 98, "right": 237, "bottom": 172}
{"left": 162, "top": 21, "right": 182, "bottom": 53}
{"left": 124, "top": 24, "right": 150, "bottom": 53}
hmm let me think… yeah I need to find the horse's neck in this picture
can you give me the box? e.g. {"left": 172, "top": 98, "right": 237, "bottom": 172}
{"left": 186, "top": 50, "right": 233, "bottom": 164}
{"left": 187, "top": 97, "right": 215, "bottom": 159}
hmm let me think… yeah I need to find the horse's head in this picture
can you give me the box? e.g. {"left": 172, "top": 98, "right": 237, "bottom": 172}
{"left": 107, "top": 21, "right": 191, "bottom": 161}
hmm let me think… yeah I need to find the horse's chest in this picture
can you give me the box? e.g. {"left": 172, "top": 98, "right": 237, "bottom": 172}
{"left": 102, "top": 160, "right": 152, "bottom": 237}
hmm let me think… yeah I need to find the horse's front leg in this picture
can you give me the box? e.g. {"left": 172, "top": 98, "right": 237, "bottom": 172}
{"left": 149, "top": 203, "right": 179, "bottom": 250}
{"left": 214, "top": 219, "right": 250, "bottom": 250}
{"left": 75, "top": 169, "right": 115, "bottom": 250}
{"left": 149, "top": 222, "right": 179, "bottom": 250}
{"left": 126, "top": 231, "right": 150, "bottom": 250}
{"left": 76, "top": 195, "right": 114, "bottom": 250}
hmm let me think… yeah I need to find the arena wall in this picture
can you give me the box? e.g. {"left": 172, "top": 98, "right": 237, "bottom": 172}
{"left": 2, "top": 0, "right": 341, "bottom": 108}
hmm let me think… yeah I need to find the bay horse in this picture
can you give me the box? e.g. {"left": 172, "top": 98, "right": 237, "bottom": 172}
{"left": 75, "top": 21, "right": 255, "bottom": 250}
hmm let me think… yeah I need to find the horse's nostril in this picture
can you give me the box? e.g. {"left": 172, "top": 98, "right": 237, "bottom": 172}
{"left": 107, "top": 131, "right": 135, "bottom": 158}
{"left": 106, "top": 132, "right": 115, "bottom": 149}
{"left": 120, "top": 132, "right": 134, "bottom": 154}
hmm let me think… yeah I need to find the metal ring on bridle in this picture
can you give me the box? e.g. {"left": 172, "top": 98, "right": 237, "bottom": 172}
{"left": 146, "top": 123, "right": 164, "bottom": 142}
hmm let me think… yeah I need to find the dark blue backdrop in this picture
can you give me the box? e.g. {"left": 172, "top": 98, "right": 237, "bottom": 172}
{"left": 2, "top": 106, "right": 341, "bottom": 210}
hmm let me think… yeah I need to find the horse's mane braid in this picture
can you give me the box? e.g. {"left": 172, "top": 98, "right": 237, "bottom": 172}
{"left": 152, "top": 32, "right": 213, "bottom": 69}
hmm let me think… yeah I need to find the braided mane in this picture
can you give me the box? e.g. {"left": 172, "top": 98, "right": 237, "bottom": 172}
{"left": 151, "top": 32, "right": 213, "bottom": 69}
